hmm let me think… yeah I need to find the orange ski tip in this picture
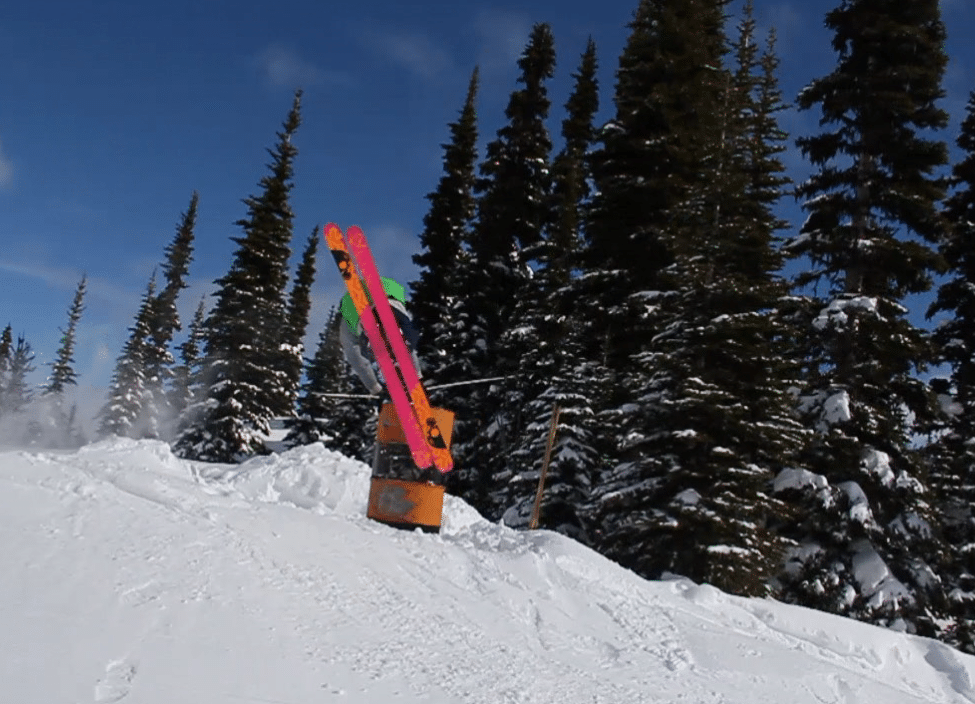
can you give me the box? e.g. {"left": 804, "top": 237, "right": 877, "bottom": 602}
{"left": 324, "top": 223, "right": 344, "bottom": 246}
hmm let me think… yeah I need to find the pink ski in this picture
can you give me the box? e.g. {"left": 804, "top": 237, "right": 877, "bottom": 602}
{"left": 346, "top": 226, "right": 453, "bottom": 472}
{"left": 323, "top": 224, "right": 433, "bottom": 468}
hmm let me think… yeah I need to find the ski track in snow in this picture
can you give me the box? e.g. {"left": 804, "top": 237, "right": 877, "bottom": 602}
{"left": 3, "top": 438, "right": 975, "bottom": 703}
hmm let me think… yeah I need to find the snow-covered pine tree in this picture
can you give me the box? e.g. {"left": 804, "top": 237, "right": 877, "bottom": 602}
{"left": 549, "top": 38, "right": 598, "bottom": 267}
{"left": 409, "top": 67, "right": 482, "bottom": 496}
{"left": 284, "top": 308, "right": 337, "bottom": 449}
{"left": 587, "top": 0, "right": 804, "bottom": 597}
{"left": 170, "top": 297, "right": 206, "bottom": 424}
{"left": 411, "top": 67, "right": 479, "bottom": 371}
{"left": 585, "top": 0, "right": 729, "bottom": 578}
{"left": 98, "top": 276, "right": 157, "bottom": 438}
{"left": 0, "top": 334, "right": 34, "bottom": 421}
{"left": 738, "top": 18, "right": 817, "bottom": 583}
{"left": 175, "top": 91, "right": 302, "bottom": 462}
{"left": 100, "top": 195, "right": 198, "bottom": 441}
{"left": 0, "top": 325, "right": 12, "bottom": 419}
{"left": 36, "top": 274, "right": 87, "bottom": 447}
{"left": 501, "top": 39, "right": 602, "bottom": 542}
{"left": 581, "top": 0, "right": 684, "bottom": 378}
{"left": 780, "top": 0, "right": 950, "bottom": 634}
{"left": 282, "top": 226, "right": 319, "bottom": 419}
{"left": 457, "top": 23, "right": 556, "bottom": 517}
{"left": 285, "top": 307, "right": 373, "bottom": 459}
{"left": 44, "top": 274, "right": 86, "bottom": 397}
{"left": 927, "top": 90, "right": 975, "bottom": 653}
{"left": 145, "top": 191, "right": 197, "bottom": 439}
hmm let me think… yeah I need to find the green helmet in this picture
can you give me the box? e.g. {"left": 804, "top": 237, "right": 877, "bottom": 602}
{"left": 339, "top": 277, "right": 407, "bottom": 334}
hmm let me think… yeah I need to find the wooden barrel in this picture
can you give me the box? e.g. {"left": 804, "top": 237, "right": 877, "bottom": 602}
{"left": 376, "top": 403, "right": 455, "bottom": 447}
{"left": 367, "top": 403, "right": 454, "bottom": 532}
{"left": 367, "top": 477, "right": 446, "bottom": 533}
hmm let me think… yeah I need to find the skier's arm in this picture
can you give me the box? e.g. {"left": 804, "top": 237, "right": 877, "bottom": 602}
{"left": 340, "top": 320, "right": 382, "bottom": 394}
{"left": 389, "top": 300, "right": 422, "bottom": 378}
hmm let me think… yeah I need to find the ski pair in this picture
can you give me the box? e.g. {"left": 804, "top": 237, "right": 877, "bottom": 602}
{"left": 324, "top": 223, "right": 453, "bottom": 472}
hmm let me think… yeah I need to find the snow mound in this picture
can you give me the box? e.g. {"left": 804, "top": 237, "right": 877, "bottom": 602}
{"left": 206, "top": 442, "right": 373, "bottom": 516}
{"left": 3, "top": 438, "right": 975, "bottom": 704}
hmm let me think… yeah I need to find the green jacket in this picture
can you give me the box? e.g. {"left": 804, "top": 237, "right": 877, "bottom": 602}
{"left": 339, "top": 277, "right": 407, "bottom": 335}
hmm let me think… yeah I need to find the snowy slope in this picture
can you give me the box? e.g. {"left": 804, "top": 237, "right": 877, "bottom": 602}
{"left": 3, "top": 439, "right": 975, "bottom": 704}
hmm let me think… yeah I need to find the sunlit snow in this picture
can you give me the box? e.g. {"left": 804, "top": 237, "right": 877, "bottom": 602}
{"left": 2, "top": 439, "right": 975, "bottom": 703}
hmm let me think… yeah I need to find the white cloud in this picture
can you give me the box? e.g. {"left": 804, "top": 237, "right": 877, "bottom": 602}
{"left": 0, "top": 259, "right": 132, "bottom": 305}
{"left": 360, "top": 27, "right": 453, "bottom": 81}
{"left": 256, "top": 45, "right": 349, "bottom": 89}
{"left": 0, "top": 133, "right": 13, "bottom": 188}
{"left": 472, "top": 8, "right": 533, "bottom": 75}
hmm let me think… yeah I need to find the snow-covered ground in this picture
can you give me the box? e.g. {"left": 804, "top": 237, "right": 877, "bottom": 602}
{"left": 3, "top": 439, "right": 975, "bottom": 703}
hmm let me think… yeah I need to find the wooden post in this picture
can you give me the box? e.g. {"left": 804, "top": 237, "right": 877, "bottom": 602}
{"left": 529, "top": 403, "right": 561, "bottom": 530}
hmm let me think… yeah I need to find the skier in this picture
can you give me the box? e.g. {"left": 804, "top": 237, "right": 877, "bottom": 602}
{"left": 338, "top": 275, "right": 440, "bottom": 483}
{"left": 338, "top": 276, "right": 421, "bottom": 395}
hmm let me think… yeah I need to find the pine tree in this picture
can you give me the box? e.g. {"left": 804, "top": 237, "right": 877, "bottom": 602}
{"left": 282, "top": 226, "right": 319, "bottom": 417}
{"left": 406, "top": 67, "right": 494, "bottom": 507}
{"left": 578, "top": 0, "right": 717, "bottom": 519}
{"left": 170, "top": 297, "right": 207, "bottom": 425}
{"left": 748, "top": 24, "right": 792, "bottom": 241}
{"left": 37, "top": 274, "right": 87, "bottom": 447}
{"left": 927, "top": 91, "right": 975, "bottom": 653}
{"left": 585, "top": 0, "right": 806, "bottom": 597}
{"left": 502, "top": 39, "right": 602, "bottom": 541}
{"left": 44, "top": 274, "right": 86, "bottom": 396}
{"left": 409, "top": 68, "right": 484, "bottom": 500}
{"left": 781, "top": 0, "right": 950, "bottom": 633}
{"left": 0, "top": 324, "right": 12, "bottom": 418}
{"left": 99, "top": 195, "right": 198, "bottom": 441}
{"left": 583, "top": 0, "right": 686, "bottom": 373}
{"left": 285, "top": 308, "right": 338, "bottom": 448}
{"left": 145, "top": 192, "right": 198, "bottom": 439}
{"left": 585, "top": 0, "right": 729, "bottom": 572}
{"left": 456, "top": 23, "right": 556, "bottom": 515}
{"left": 285, "top": 307, "right": 373, "bottom": 458}
{"left": 411, "top": 67, "right": 480, "bottom": 373}
{"left": 549, "top": 38, "right": 598, "bottom": 276}
{"left": 175, "top": 91, "right": 302, "bottom": 462}
{"left": 0, "top": 334, "right": 41, "bottom": 445}
{"left": 1, "top": 334, "right": 34, "bottom": 418}
{"left": 98, "top": 276, "right": 157, "bottom": 438}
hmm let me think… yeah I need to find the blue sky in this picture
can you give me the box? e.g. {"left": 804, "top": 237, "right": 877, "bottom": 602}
{"left": 0, "top": 0, "right": 973, "bottom": 401}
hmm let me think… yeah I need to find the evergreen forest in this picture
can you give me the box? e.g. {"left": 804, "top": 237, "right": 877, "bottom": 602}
{"left": 3, "top": 0, "right": 975, "bottom": 653}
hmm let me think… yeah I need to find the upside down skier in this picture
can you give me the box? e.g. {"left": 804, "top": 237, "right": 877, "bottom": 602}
{"left": 338, "top": 276, "right": 422, "bottom": 396}
{"left": 324, "top": 222, "right": 452, "bottom": 475}
{"left": 338, "top": 276, "right": 443, "bottom": 482}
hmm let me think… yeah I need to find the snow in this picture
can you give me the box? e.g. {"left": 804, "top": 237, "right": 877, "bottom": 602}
{"left": 813, "top": 296, "right": 879, "bottom": 330}
{"left": 861, "top": 447, "right": 896, "bottom": 487}
{"left": 838, "top": 480, "right": 879, "bottom": 528}
{"left": 939, "top": 391, "right": 963, "bottom": 417}
{"left": 824, "top": 390, "right": 853, "bottom": 424}
{"left": 851, "top": 540, "right": 914, "bottom": 612}
{"left": 891, "top": 511, "right": 934, "bottom": 541}
{"left": 774, "top": 467, "right": 828, "bottom": 493}
{"left": 4, "top": 439, "right": 975, "bottom": 703}
{"left": 798, "top": 388, "right": 852, "bottom": 427}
